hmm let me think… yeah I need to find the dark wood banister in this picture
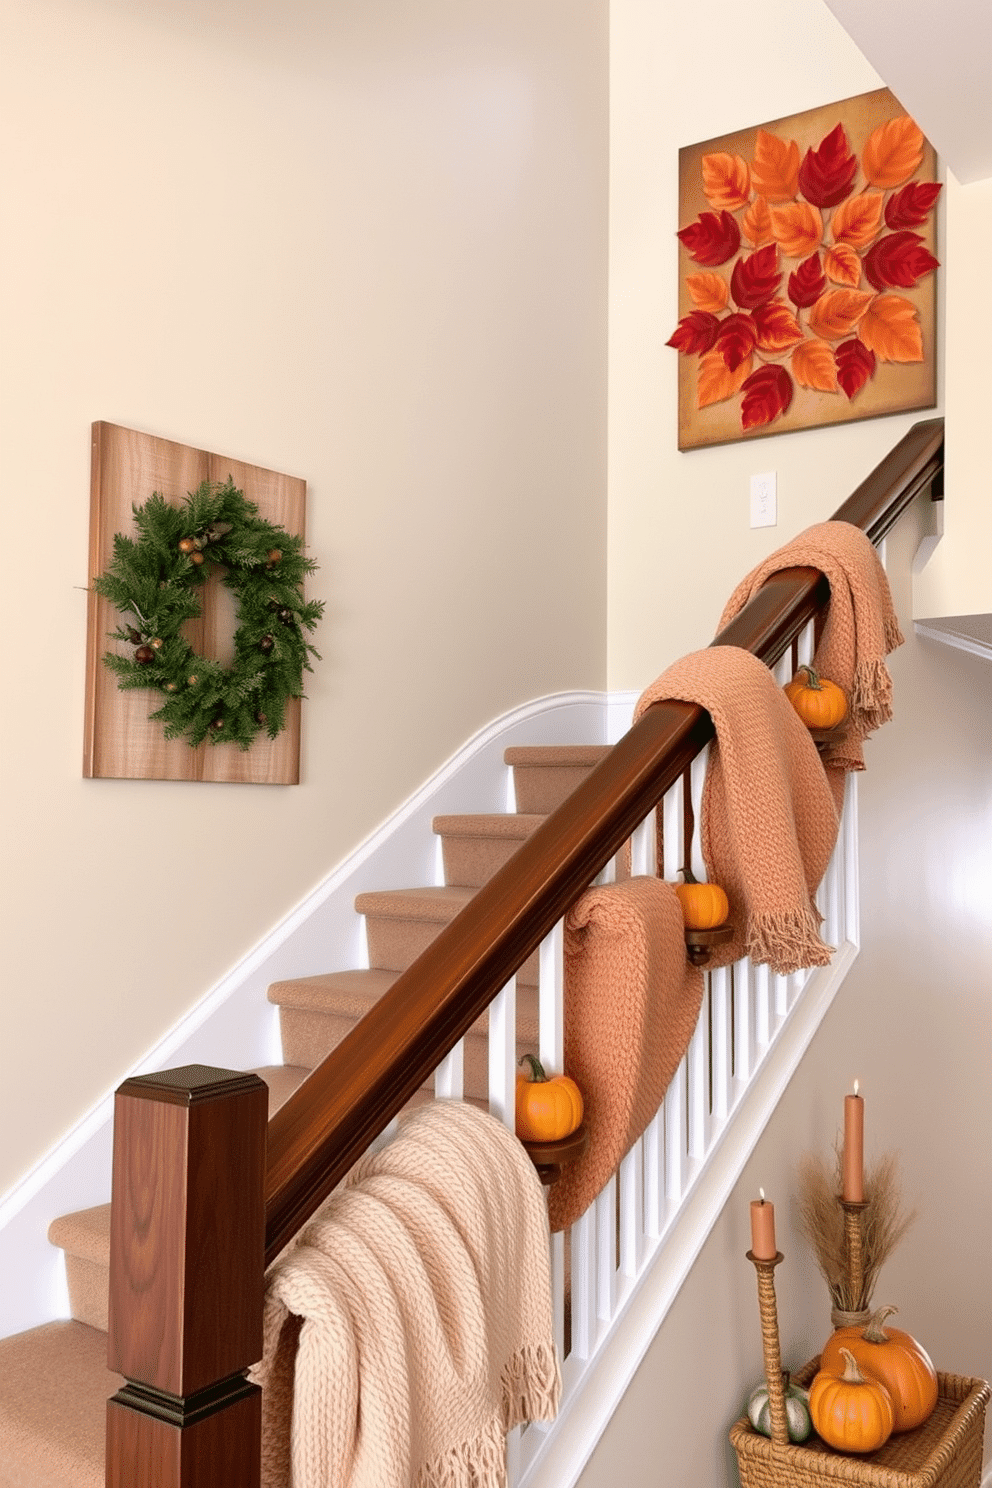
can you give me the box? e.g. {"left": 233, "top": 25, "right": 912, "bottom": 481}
{"left": 263, "top": 415, "right": 944, "bottom": 1263}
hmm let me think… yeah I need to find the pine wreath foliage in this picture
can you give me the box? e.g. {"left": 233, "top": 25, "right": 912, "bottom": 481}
{"left": 93, "top": 479, "right": 324, "bottom": 750}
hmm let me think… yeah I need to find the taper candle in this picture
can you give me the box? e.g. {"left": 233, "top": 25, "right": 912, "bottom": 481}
{"left": 843, "top": 1080, "right": 864, "bottom": 1202}
{"left": 750, "top": 1189, "right": 777, "bottom": 1259}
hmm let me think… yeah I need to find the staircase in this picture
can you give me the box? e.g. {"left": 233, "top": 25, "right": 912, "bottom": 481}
{"left": 0, "top": 743, "right": 609, "bottom": 1488}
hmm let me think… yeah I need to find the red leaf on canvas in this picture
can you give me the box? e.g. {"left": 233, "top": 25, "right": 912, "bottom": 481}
{"left": 863, "top": 231, "right": 939, "bottom": 290}
{"left": 752, "top": 300, "right": 804, "bottom": 353}
{"left": 835, "top": 338, "right": 876, "bottom": 399}
{"left": 824, "top": 243, "right": 863, "bottom": 287}
{"left": 666, "top": 311, "right": 721, "bottom": 355}
{"left": 808, "top": 287, "right": 875, "bottom": 340}
{"left": 862, "top": 115, "right": 925, "bottom": 188}
{"left": 791, "top": 338, "right": 838, "bottom": 392}
{"left": 740, "top": 364, "right": 794, "bottom": 429}
{"left": 716, "top": 312, "right": 758, "bottom": 371}
{"left": 730, "top": 244, "right": 782, "bottom": 308}
{"left": 831, "top": 191, "right": 885, "bottom": 249}
{"left": 701, "top": 152, "right": 751, "bottom": 211}
{"left": 858, "top": 294, "right": 924, "bottom": 362}
{"left": 697, "top": 349, "right": 753, "bottom": 409}
{"left": 788, "top": 252, "right": 827, "bottom": 308}
{"left": 884, "top": 180, "right": 943, "bottom": 230}
{"left": 798, "top": 122, "right": 858, "bottom": 208}
{"left": 742, "top": 194, "right": 774, "bottom": 246}
{"left": 750, "top": 130, "right": 800, "bottom": 203}
{"left": 677, "top": 210, "right": 741, "bottom": 266}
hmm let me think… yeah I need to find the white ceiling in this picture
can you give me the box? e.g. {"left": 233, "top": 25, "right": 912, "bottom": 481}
{"left": 823, "top": 0, "right": 992, "bottom": 183}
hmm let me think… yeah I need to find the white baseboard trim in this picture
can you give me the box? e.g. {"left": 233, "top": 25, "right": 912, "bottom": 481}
{"left": 0, "top": 690, "right": 610, "bottom": 1340}
{"left": 520, "top": 940, "right": 859, "bottom": 1488}
{"left": 914, "top": 621, "right": 992, "bottom": 663}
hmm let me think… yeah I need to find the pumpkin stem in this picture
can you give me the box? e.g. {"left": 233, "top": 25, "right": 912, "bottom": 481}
{"left": 796, "top": 664, "right": 824, "bottom": 690}
{"left": 839, "top": 1347, "right": 870, "bottom": 1386}
{"left": 678, "top": 864, "right": 699, "bottom": 885}
{"left": 861, "top": 1305, "right": 899, "bottom": 1345}
{"left": 519, "top": 1052, "right": 548, "bottom": 1083}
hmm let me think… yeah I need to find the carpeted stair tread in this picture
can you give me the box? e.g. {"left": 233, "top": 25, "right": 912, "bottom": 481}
{"left": 268, "top": 967, "right": 400, "bottom": 1014}
{"left": 504, "top": 744, "right": 611, "bottom": 815}
{"left": 0, "top": 1319, "right": 123, "bottom": 1488}
{"left": 433, "top": 813, "right": 546, "bottom": 887}
{"left": 47, "top": 1206, "right": 109, "bottom": 1267}
{"left": 357, "top": 885, "right": 539, "bottom": 983}
{"left": 354, "top": 884, "right": 476, "bottom": 920}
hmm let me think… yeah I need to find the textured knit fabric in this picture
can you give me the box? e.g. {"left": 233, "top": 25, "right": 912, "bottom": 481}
{"left": 251, "top": 1099, "right": 560, "bottom": 1488}
{"left": 717, "top": 520, "right": 903, "bottom": 803}
{"left": 635, "top": 647, "right": 840, "bottom": 975}
{"left": 548, "top": 876, "right": 704, "bottom": 1233}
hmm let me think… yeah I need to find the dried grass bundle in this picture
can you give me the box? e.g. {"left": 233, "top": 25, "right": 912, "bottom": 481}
{"left": 796, "top": 1147, "right": 915, "bottom": 1314}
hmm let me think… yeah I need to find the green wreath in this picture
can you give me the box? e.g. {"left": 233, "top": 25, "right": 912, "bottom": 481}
{"left": 93, "top": 479, "right": 324, "bottom": 750}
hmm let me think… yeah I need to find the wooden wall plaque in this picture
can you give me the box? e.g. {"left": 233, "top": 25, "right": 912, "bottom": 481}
{"left": 84, "top": 422, "right": 308, "bottom": 784}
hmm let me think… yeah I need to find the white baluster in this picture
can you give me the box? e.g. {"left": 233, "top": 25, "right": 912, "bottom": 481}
{"left": 843, "top": 774, "right": 859, "bottom": 948}
{"left": 643, "top": 1107, "right": 664, "bottom": 1238}
{"left": 488, "top": 977, "right": 516, "bottom": 1126}
{"left": 434, "top": 1039, "right": 464, "bottom": 1100}
{"left": 619, "top": 1143, "right": 642, "bottom": 1280}
{"left": 630, "top": 808, "right": 656, "bottom": 878}
{"left": 733, "top": 958, "right": 753, "bottom": 1085}
{"left": 596, "top": 1177, "right": 617, "bottom": 1322}
{"left": 753, "top": 962, "right": 771, "bottom": 1050}
{"left": 550, "top": 1230, "right": 565, "bottom": 1362}
{"left": 662, "top": 777, "right": 684, "bottom": 881}
{"left": 687, "top": 1009, "right": 708, "bottom": 1161}
{"left": 665, "top": 1063, "right": 686, "bottom": 1211}
{"left": 798, "top": 617, "right": 815, "bottom": 668}
{"left": 773, "top": 971, "right": 789, "bottom": 1025}
{"left": 539, "top": 921, "right": 564, "bottom": 1075}
{"left": 688, "top": 749, "right": 707, "bottom": 880}
{"left": 570, "top": 1209, "right": 596, "bottom": 1360}
{"left": 710, "top": 966, "right": 732, "bottom": 1121}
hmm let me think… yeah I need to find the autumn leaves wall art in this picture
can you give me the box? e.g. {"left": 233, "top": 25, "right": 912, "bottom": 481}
{"left": 669, "top": 89, "right": 939, "bottom": 449}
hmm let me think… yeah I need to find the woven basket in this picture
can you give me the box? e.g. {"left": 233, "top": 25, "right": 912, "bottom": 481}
{"left": 730, "top": 1358, "right": 989, "bottom": 1488}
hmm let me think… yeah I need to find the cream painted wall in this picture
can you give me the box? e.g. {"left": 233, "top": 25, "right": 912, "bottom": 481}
{"left": 606, "top": 0, "right": 942, "bottom": 688}
{"left": 0, "top": 0, "right": 608, "bottom": 1196}
{"left": 914, "top": 172, "right": 992, "bottom": 622}
{"left": 580, "top": 504, "right": 992, "bottom": 1486}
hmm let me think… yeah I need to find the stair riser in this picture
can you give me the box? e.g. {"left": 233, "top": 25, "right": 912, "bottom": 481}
{"left": 364, "top": 916, "right": 539, "bottom": 984}
{"left": 511, "top": 764, "right": 603, "bottom": 816}
{"left": 438, "top": 833, "right": 533, "bottom": 888}
{"left": 64, "top": 1255, "right": 109, "bottom": 1335}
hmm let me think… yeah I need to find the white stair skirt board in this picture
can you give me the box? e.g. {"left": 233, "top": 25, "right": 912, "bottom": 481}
{"left": 0, "top": 690, "right": 609, "bottom": 1342}
{"left": 520, "top": 939, "right": 860, "bottom": 1488}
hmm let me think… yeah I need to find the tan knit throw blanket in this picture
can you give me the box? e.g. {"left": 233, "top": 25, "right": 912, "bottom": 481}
{"left": 717, "top": 520, "right": 903, "bottom": 799}
{"left": 634, "top": 647, "right": 840, "bottom": 975}
{"left": 548, "top": 876, "right": 704, "bottom": 1234}
{"left": 251, "top": 1099, "right": 560, "bottom": 1488}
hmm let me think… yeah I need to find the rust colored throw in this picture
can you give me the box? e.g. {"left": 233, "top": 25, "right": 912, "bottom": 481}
{"left": 635, "top": 647, "right": 840, "bottom": 977}
{"left": 548, "top": 876, "right": 704, "bottom": 1234}
{"left": 717, "top": 520, "right": 903, "bottom": 799}
{"left": 251, "top": 1099, "right": 559, "bottom": 1488}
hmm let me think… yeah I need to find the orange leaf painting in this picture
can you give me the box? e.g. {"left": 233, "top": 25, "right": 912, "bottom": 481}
{"left": 697, "top": 349, "right": 753, "bottom": 409}
{"left": 750, "top": 130, "right": 800, "bottom": 203}
{"left": 701, "top": 152, "right": 751, "bottom": 211}
{"left": 862, "top": 115, "right": 924, "bottom": 188}
{"left": 831, "top": 191, "right": 885, "bottom": 249}
{"left": 742, "top": 195, "right": 774, "bottom": 246}
{"left": 824, "top": 243, "right": 863, "bottom": 287}
{"left": 791, "top": 338, "right": 838, "bottom": 392}
{"left": 769, "top": 202, "right": 823, "bottom": 259}
{"left": 858, "top": 294, "right": 924, "bottom": 362}
{"left": 808, "top": 288, "right": 875, "bottom": 341}
{"left": 686, "top": 272, "right": 730, "bottom": 313}
{"left": 752, "top": 300, "right": 804, "bottom": 354}
{"left": 674, "top": 87, "right": 936, "bottom": 448}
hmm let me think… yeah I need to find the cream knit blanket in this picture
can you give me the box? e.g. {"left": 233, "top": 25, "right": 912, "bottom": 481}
{"left": 252, "top": 1100, "right": 560, "bottom": 1488}
{"left": 717, "top": 520, "right": 903, "bottom": 800}
{"left": 548, "top": 877, "right": 703, "bottom": 1233}
{"left": 635, "top": 647, "right": 839, "bottom": 975}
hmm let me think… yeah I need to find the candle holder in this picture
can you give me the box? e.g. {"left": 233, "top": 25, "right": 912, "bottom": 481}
{"left": 832, "top": 1197, "right": 871, "bottom": 1328}
{"left": 746, "top": 1249, "right": 790, "bottom": 1448}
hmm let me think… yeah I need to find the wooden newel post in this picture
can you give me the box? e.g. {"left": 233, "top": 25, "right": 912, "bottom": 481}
{"left": 105, "top": 1064, "right": 267, "bottom": 1488}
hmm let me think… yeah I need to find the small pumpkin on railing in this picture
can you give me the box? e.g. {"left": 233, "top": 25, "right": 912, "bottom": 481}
{"left": 673, "top": 865, "right": 729, "bottom": 930}
{"left": 784, "top": 664, "right": 848, "bottom": 731}
{"left": 515, "top": 1054, "right": 584, "bottom": 1143}
{"left": 819, "top": 1306, "right": 938, "bottom": 1433}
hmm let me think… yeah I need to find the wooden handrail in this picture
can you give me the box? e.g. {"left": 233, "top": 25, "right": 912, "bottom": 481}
{"left": 263, "top": 415, "right": 944, "bottom": 1263}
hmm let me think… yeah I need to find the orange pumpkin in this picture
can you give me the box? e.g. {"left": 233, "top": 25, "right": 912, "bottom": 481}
{"left": 674, "top": 865, "right": 729, "bottom": 929}
{"left": 809, "top": 1347, "right": 894, "bottom": 1455}
{"left": 820, "top": 1306, "right": 938, "bottom": 1432}
{"left": 784, "top": 664, "right": 848, "bottom": 730}
{"left": 515, "top": 1053, "right": 583, "bottom": 1142}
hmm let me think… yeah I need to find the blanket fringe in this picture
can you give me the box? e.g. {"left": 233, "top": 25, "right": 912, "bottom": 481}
{"left": 416, "top": 1413, "right": 507, "bottom": 1488}
{"left": 851, "top": 657, "right": 895, "bottom": 732}
{"left": 745, "top": 908, "right": 834, "bottom": 976}
{"left": 501, "top": 1340, "right": 561, "bottom": 1430}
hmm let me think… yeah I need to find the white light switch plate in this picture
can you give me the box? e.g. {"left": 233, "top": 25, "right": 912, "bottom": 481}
{"left": 750, "top": 471, "right": 777, "bottom": 527}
